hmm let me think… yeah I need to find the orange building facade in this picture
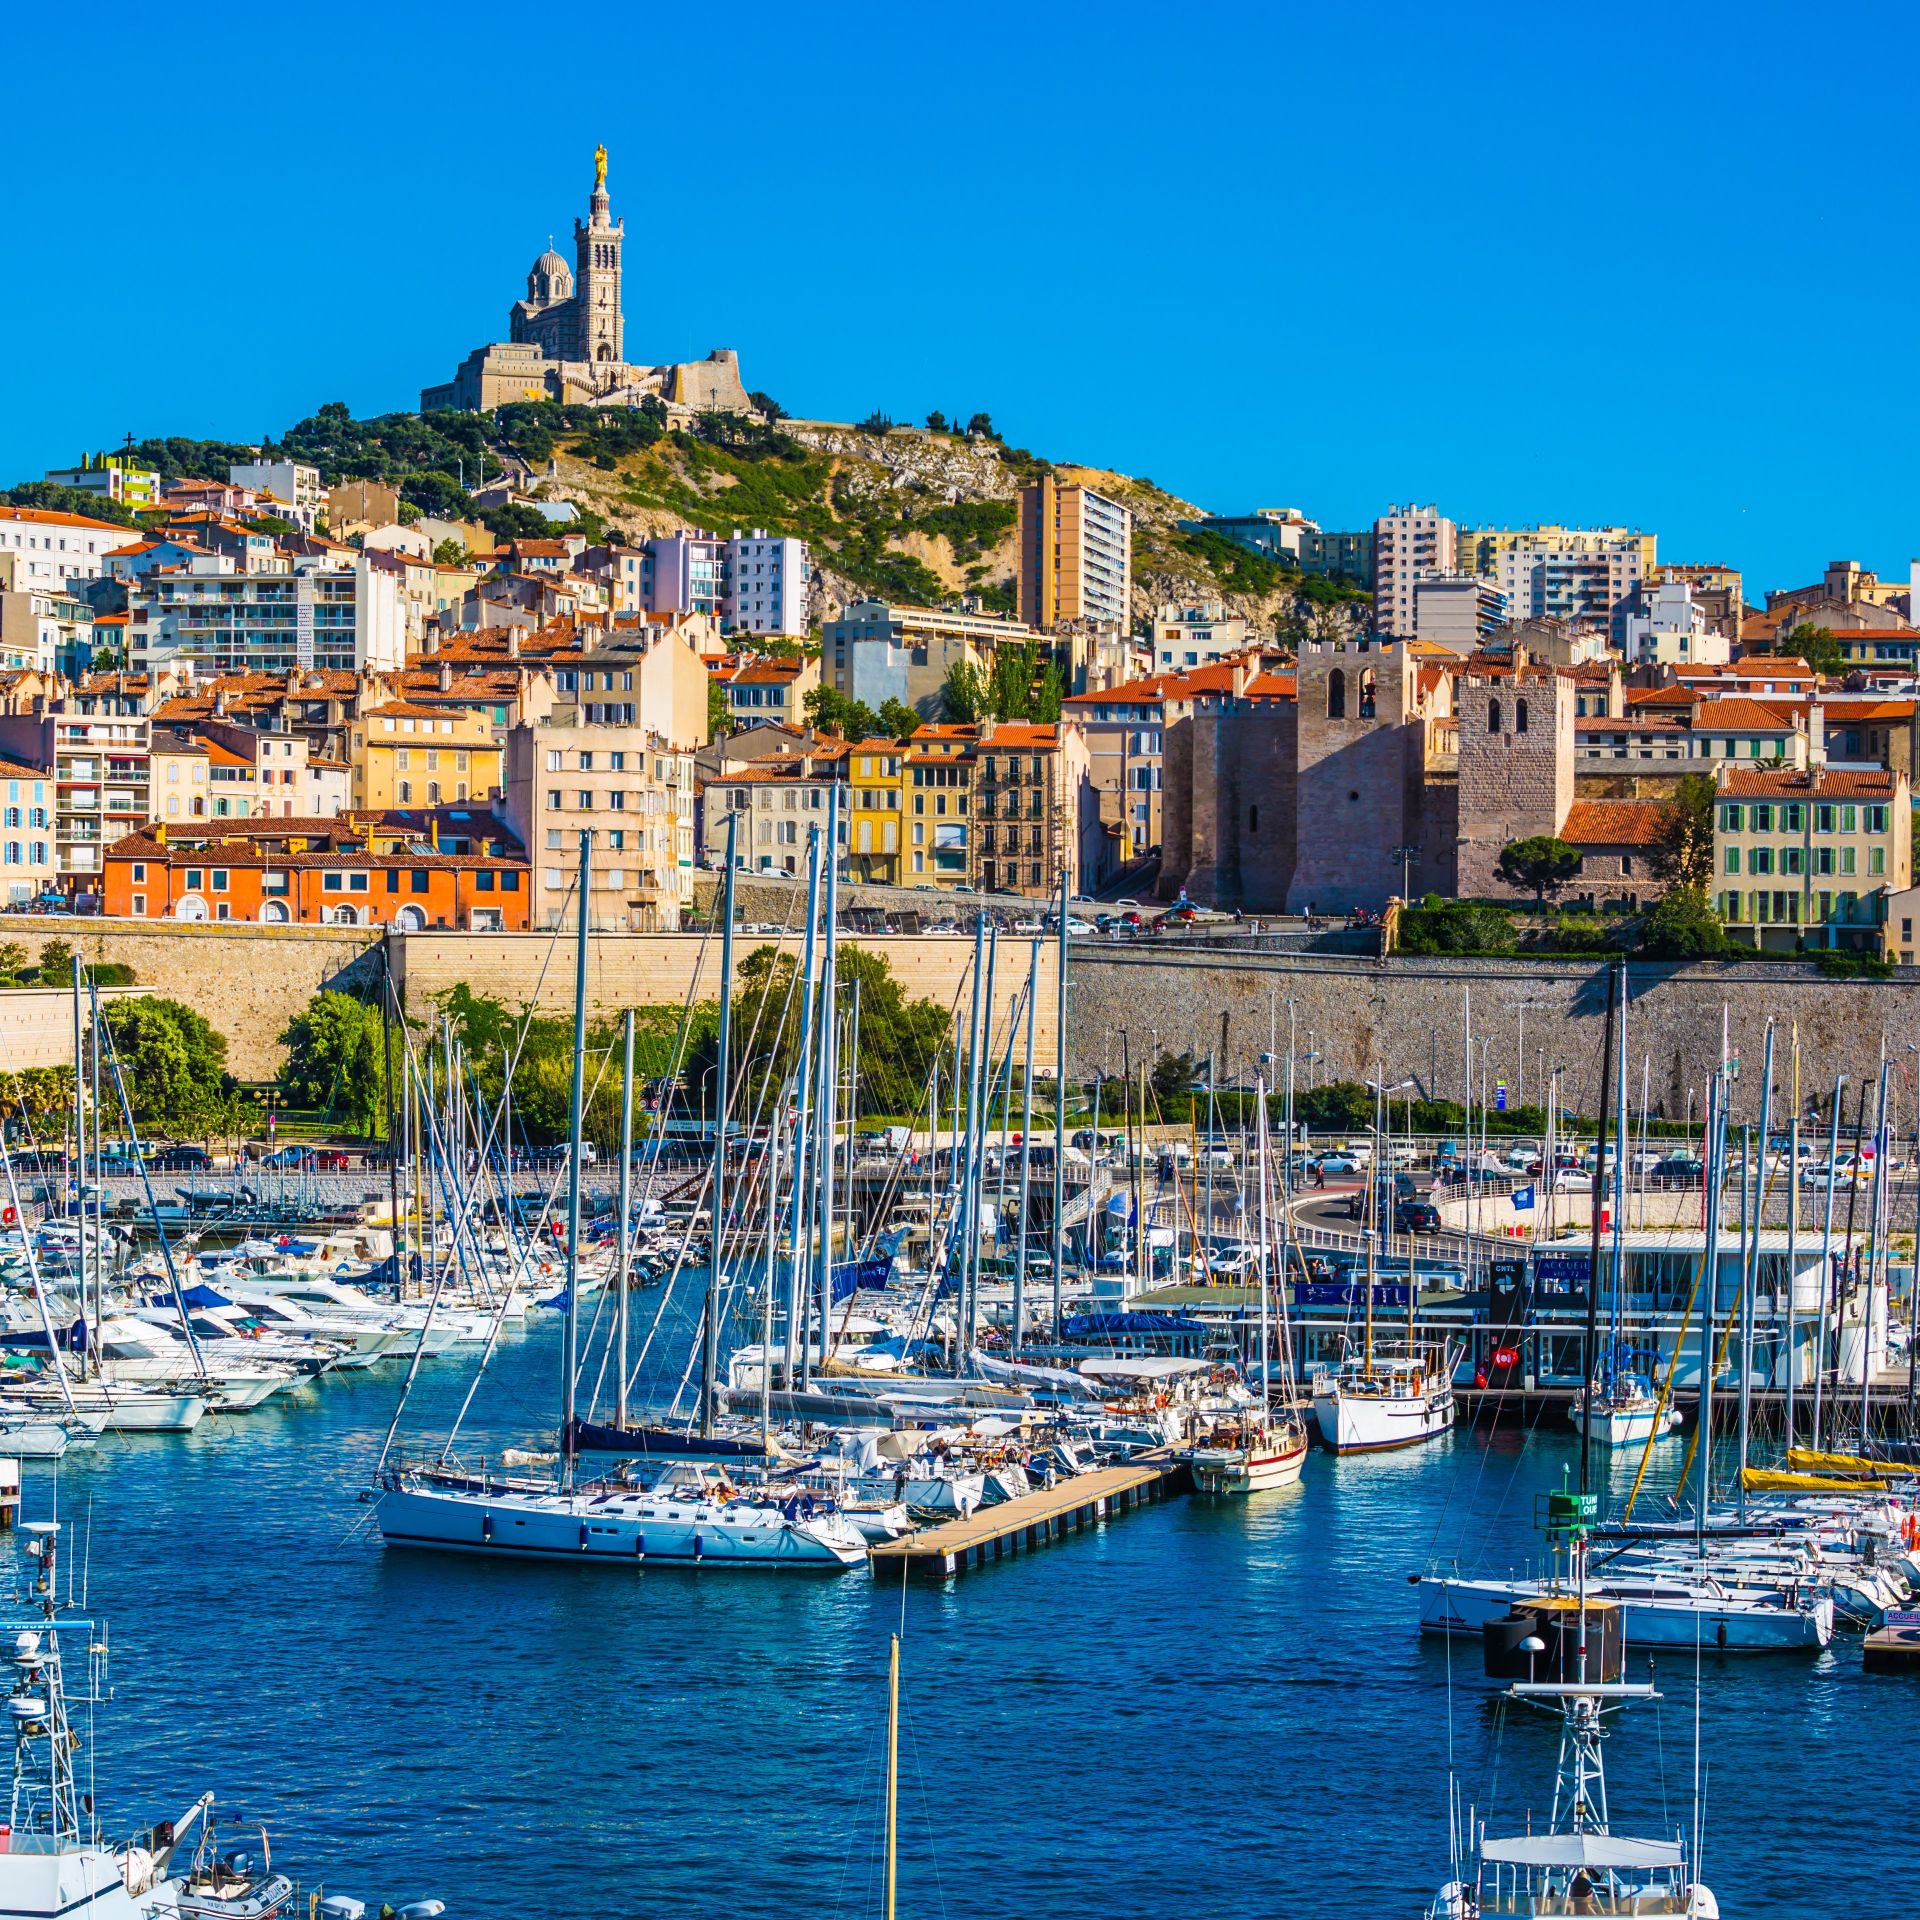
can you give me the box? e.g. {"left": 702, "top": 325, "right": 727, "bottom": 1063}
{"left": 101, "top": 815, "right": 531, "bottom": 930}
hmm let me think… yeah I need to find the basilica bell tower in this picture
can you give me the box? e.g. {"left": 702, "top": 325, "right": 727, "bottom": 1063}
{"left": 572, "top": 144, "right": 625, "bottom": 364}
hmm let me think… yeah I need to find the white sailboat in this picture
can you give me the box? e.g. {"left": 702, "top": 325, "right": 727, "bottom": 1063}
{"left": 1191, "top": 1082, "right": 1307, "bottom": 1494}
{"left": 374, "top": 830, "right": 869, "bottom": 1574}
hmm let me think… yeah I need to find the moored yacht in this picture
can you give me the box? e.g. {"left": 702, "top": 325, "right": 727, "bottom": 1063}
{"left": 1312, "top": 1340, "right": 1458, "bottom": 1454}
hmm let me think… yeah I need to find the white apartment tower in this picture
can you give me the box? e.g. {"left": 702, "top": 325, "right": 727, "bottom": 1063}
{"left": 1373, "top": 504, "right": 1457, "bottom": 639}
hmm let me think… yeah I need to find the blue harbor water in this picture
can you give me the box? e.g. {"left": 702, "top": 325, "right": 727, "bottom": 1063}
{"left": 29, "top": 1306, "right": 1919, "bottom": 1917}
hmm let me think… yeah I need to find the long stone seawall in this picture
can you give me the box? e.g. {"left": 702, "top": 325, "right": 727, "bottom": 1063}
{"left": 1066, "top": 949, "right": 1920, "bottom": 1120}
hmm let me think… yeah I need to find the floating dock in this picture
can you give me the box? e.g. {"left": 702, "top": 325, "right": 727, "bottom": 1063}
{"left": 870, "top": 1460, "right": 1185, "bottom": 1578}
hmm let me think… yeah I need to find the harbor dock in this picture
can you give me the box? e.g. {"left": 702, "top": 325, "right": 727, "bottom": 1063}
{"left": 870, "top": 1459, "right": 1187, "bottom": 1578}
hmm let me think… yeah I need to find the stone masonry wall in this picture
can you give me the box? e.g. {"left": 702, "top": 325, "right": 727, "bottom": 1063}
{"left": 1067, "top": 947, "right": 1920, "bottom": 1121}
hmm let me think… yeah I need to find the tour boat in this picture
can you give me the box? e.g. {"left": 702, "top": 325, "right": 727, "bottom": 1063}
{"left": 1189, "top": 1414, "right": 1308, "bottom": 1494}
{"left": 1311, "top": 1341, "right": 1458, "bottom": 1454}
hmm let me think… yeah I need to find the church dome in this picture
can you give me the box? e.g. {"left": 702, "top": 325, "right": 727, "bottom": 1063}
{"left": 527, "top": 247, "right": 573, "bottom": 304}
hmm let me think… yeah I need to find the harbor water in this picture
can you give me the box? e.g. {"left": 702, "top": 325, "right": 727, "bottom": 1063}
{"left": 34, "top": 1301, "right": 1918, "bottom": 1918}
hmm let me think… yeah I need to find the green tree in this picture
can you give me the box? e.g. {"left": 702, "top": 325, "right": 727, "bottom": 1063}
{"left": 965, "top": 413, "right": 997, "bottom": 439}
{"left": 749, "top": 392, "right": 785, "bottom": 422}
{"left": 432, "top": 537, "right": 469, "bottom": 566}
{"left": 1784, "top": 622, "right": 1846, "bottom": 678}
{"left": 858, "top": 410, "right": 895, "bottom": 434}
{"left": 1637, "top": 888, "right": 1728, "bottom": 960}
{"left": 279, "top": 990, "right": 388, "bottom": 1136}
{"left": 1395, "top": 903, "right": 1517, "bottom": 955}
{"left": 1495, "top": 835, "right": 1585, "bottom": 903}
{"left": 876, "top": 698, "right": 922, "bottom": 741}
{"left": 707, "top": 676, "right": 732, "bottom": 741}
{"left": 101, "top": 997, "right": 232, "bottom": 1133}
{"left": 803, "top": 685, "right": 882, "bottom": 740}
{"left": 940, "top": 661, "right": 986, "bottom": 724}
{"left": 925, "top": 410, "right": 949, "bottom": 433}
{"left": 1647, "top": 773, "right": 1717, "bottom": 894}
{"left": 0, "top": 942, "right": 29, "bottom": 986}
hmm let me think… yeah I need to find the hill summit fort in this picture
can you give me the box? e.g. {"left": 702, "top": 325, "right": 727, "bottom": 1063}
{"left": 422, "top": 146, "right": 752, "bottom": 417}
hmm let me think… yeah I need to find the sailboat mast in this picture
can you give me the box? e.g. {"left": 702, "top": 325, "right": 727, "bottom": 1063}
{"left": 885, "top": 1633, "right": 901, "bottom": 1920}
{"left": 1052, "top": 873, "right": 1068, "bottom": 1339}
{"left": 616, "top": 1007, "right": 634, "bottom": 1431}
{"left": 70, "top": 955, "right": 85, "bottom": 1378}
{"left": 789, "top": 826, "right": 822, "bottom": 1389}
{"left": 1255, "top": 1072, "right": 1271, "bottom": 1398}
{"left": 1013, "top": 938, "right": 1039, "bottom": 1355}
{"left": 1814, "top": 1075, "right": 1845, "bottom": 1449}
{"left": 1696, "top": 1073, "right": 1726, "bottom": 1550}
{"left": 815, "top": 785, "right": 841, "bottom": 1377}
{"left": 1580, "top": 965, "right": 1617, "bottom": 1499}
{"left": 562, "top": 829, "right": 590, "bottom": 1482}
{"left": 382, "top": 935, "right": 401, "bottom": 1297}
{"left": 1862, "top": 1049, "right": 1890, "bottom": 1449}
{"left": 704, "top": 817, "right": 738, "bottom": 1435}
{"left": 1737, "top": 1025, "right": 1774, "bottom": 1519}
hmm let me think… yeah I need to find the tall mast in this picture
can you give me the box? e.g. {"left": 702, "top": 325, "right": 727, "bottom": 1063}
{"left": 1013, "top": 938, "right": 1039, "bottom": 1355}
{"left": 815, "top": 785, "right": 841, "bottom": 1376}
{"left": 382, "top": 932, "right": 401, "bottom": 1296}
{"left": 1695, "top": 1072, "right": 1726, "bottom": 1550}
{"left": 1579, "top": 965, "right": 1618, "bottom": 1499}
{"left": 884, "top": 1633, "right": 901, "bottom": 1920}
{"left": 788, "top": 827, "right": 822, "bottom": 1388}
{"left": 703, "top": 815, "right": 737, "bottom": 1434}
{"left": 1862, "top": 1047, "right": 1891, "bottom": 1449}
{"left": 616, "top": 1006, "right": 634, "bottom": 1431}
{"left": 1814, "top": 1075, "right": 1845, "bottom": 1450}
{"left": 1255, "top": 1071, "right": 1271, "bottom": 1413}
{"left": 1737, "top": 1023, "right": 1775, "bottom": 1518}
{"left": 70, "top": 955, "right": 85, "bottom": 1378}
{"left": 1786, "top": 1028, "right": 1799, "bottom": 1442}
{"left": 562, "top": 827, "right": 590, "bottom": 1483}
{"left": 1052, "top": 873, "right": 1068, "bottom": 1339}
{"left": 958, "top": 914, "right": 986, "bottom": 1365}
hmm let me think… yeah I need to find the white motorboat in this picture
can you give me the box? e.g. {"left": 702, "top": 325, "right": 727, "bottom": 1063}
{"left": 1312, "top": 1343, "right": 1457, "bottom": 1454}
{"left": 377, "top": 1461, "right": 869, "bottom": 1568}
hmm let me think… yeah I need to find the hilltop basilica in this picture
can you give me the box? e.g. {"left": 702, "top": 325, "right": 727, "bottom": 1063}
{"left": 421, "top": 148, "right": 752, "bottom": 416}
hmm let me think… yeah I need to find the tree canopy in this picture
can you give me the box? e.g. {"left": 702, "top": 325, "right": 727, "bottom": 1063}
{"left": 101, "top": 997, "right": 232, "bottom": 1133}
{"left": 1637, "top": 887, "right": 1728, "bottom": 960}
{"left": 279, "top": 990, "right": 391, "bottom": 1136}
{"left": 1495, "top": 835, "right": 1584, "bottom": 903}
{"left": 1646, "top": 773, "right": 1717, "bottom": 894}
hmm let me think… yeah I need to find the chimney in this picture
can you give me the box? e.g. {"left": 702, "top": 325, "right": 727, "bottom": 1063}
{"left": 438, "top": 660, "right": 453, "bottom": 693}
{"left": 507, "top": 631, "right": 520, "bottom": 659}
{"left": 1807, "top": 702, "right": 1826, "bottom": 771}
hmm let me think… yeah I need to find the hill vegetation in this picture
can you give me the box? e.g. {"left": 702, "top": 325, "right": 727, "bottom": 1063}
{"left": 11, "top": 399, "right": 1370, "bottom": 639}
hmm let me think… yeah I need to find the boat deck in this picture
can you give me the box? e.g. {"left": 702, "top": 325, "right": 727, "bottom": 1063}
{"left": 869, "top": 1459, "right": 1185, "bottom": 1578}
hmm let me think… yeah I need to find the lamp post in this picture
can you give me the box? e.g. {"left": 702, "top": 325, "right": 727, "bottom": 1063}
{"left": 1391, "top": 845, "right": 1418, "bottom": 903}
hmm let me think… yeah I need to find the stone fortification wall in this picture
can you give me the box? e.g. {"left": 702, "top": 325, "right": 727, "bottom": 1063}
{"left": 44, "top": 922, "right": 381, "bottom": 1079}
{"left": 0, "top": 987, "right": 145, "bottom": 1071}
{"left": 1067, "top": 948, "right": 1920, "bottom": 1121}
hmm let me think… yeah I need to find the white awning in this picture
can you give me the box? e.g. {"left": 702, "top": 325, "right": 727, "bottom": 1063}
{"left": 1481, "top": 1833, "right": 1684, "bottom": 1870}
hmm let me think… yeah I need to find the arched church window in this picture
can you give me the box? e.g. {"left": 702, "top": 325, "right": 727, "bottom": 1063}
{"left": 1515, "top": 698, "right": 1530, "bottom": 734}
{"left": 1327, "top": 669, "right": 1346, "bottom": 720}
{"left": 1488, "top": 698, "right": 1502, "bottom": 734}
{"left": 1359, "top": 669, "right": 1377, "bottom": 719}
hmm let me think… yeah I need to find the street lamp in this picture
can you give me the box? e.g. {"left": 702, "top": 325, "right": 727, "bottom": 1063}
{"left": 1391, "top": 845, "right": 1418, "bottom": 903}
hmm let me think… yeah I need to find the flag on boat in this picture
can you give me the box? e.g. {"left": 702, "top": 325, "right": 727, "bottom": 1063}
{"left": 1510, "top": 1184, "right": 1535, "bottom": 1211}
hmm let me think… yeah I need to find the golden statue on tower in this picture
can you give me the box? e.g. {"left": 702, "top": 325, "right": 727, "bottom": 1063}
{"left": 593, "top": 143, "right": 608, "bottom": 189}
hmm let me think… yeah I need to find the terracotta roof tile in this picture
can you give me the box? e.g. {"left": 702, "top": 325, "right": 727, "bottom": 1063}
{"left": 1562, "top": 799, "right": 1666, "bottom": 848}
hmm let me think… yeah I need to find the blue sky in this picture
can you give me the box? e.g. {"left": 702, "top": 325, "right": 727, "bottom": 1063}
{"left": 8, "top": 0, "right": 1914, "bottom": 593}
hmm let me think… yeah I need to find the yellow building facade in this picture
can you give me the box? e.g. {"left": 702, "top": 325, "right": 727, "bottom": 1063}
{"left": 350, "top": 700, "right": 503, "bottom": 811}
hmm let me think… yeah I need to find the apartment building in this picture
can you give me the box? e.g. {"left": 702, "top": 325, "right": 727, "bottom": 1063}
{"left": 103, "top": 814, "right": 529, "bottom": 930}
{"left": 150, "top": 719, "right": 347, "bottom": 822}
{"left": 1149, "top": 602, "right": 1250, "bottom": 672}
{"left": 44, "top": 451, "right": 161, "bottom": 508}
{"left": 702, "top": 751, "right": 847, "bottom": 876}
{"left": 1372, "top": 505, "right": 1457, "bottom": 639}
{"left": 905, "top": 725, "right": 976, "bottom": 886}
{"left": 0, "top": 506, "right": 150, "bottom": 591}
{"left": 718, "top": 654, "right": 819, "bottom": 730}
{"left": 1018, "top": 477, "right": 1133, "bottom": 630}
{"left": 1497, "top": 541, "right": 1645, "bottom": 641}
{"left": 1062, "top": 675, "right": 1169, "bottom": 868}
{"left": 0, "top": 679, "right": 153, "bottom": 901}
{"left": 502, "top": 718, "right": 694, "bottom": 930}
{"left": 845, "top": 738, "right": 906, "bottom": 884}
{"left": 969, "top": 721, "right": 1087, "bottom": 898}
{"left": 349, "top": 701, "right": 503, "bottom": 811}
{"left": 827, "top": 598, "right": 1041, "bottom": 718}
{"left": 0, "top": 583, "right": 93, "bottom": 673}
{"left": 638, "top": 529, "right": 810, "bottom": 636}
{"left": 1714, "top": 764, "right": 1910, "bottom": 951}
{"left": 1412, "top": 575, "right": 1506, "bottom": 652}
{"left": 131, "top": 552, "right": 406, "bottom": 675}
{"left": 227, "top": 460, "right": 323, "bottom": 522}
{"left": 0, "top": 762, "right": 56, "bottom": 903}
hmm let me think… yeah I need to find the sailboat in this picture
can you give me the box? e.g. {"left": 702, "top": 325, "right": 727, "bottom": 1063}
{"left": 1568, "top": 965, "right": 1681, "bottom": 1450}
{"left": 374, "top": 831, "right": 869, "bottom": 1572}
{"left": 1190, "top": 1080, "right": 1307, "bottom": 1493}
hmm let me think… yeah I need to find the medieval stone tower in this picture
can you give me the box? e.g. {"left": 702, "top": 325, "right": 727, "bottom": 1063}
{"left": 1288, "top": 639, "right": 1425, "bottom": 912}
{"left": 1454, "top": 667, "right": 1576, "bottom": 898}
{"left": 574, "top": 146, "right": 624, "bottom": 364}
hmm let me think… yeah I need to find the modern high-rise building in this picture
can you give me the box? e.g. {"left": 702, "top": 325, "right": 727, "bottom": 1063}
{"left": 1372, "top": 505, "right": 1457, "bottom": 638}
{"left": 639, "top": 529, "right": 809, "bottom": 636}
{"left": 130, "top": 553, "right": 406, "bottom": 676}
{"left": 1018, "top": 476, "right": 1133, "bottom": 630}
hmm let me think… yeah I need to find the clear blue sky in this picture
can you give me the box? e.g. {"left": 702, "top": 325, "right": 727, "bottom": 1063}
{"left": 9, "top": 0, "right": 1915, "bottom": 595}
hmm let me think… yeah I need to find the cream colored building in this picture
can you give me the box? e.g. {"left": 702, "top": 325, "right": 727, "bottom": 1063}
{"left": 1018, "top": 476, "right": 1133, "bottom": 629}
{"left": 503, "top": 717, "right": 694, "bottom": 930}
{"left": 349, "top": 701, "right": 503, "bottom": 811}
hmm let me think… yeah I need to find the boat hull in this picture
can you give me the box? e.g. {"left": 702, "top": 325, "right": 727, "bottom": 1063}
{"left": 1191, "top": 1437, "right": 1308, "bottom": 1494}
{"left": 1314, "top": 1383, "right": 1454, "bottom": 1454}
{"left": 377, "top": 1481, "right": 866, "bottom": 1568}
{"left": 1417, "top": 1572, "right": 1833, "bottom": 1650}
{"left": 1568, "top": 1398, "right": 1677, "bottom": 1447}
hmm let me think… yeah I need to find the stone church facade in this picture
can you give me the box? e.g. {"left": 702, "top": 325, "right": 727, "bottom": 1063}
{"left": 422, "top": 149, "right": 753, "bottom": 416}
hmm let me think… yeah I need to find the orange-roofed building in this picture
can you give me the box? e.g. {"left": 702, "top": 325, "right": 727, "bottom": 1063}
{"left": 970, "top": 720, "right": 1089, "bottom": 898}
{"left": 1713, "top": 762, "right": 1910, "bottom": 951}
{"left": 101, "top": 813, "right": 531, "bottom": 930}
{"left": 349, "top": 700, "right": 503, "bottom": 811}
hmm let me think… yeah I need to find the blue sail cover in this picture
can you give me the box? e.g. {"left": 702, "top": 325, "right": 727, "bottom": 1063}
{"left": 1061, "top": 1311, "right": 1205, "bottom": 1340}
{"left": 181, "top": 1283, "right": 234, "bottom": 1309}
{"left": 831, "top": 1254, "right": 894, "bottom": 1302}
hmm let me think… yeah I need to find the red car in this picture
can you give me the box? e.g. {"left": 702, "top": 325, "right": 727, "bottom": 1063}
{"left": 313, "top": 1148, "right": 351, "bottom": 1172}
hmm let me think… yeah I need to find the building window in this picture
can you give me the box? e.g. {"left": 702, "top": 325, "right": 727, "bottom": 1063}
{"left": 1515, "top": 698, "right": 1529, "bottom": 734}
{"left": 1724, "top": 847, "right": 1740, "bottom": 875}
{"left": 1327, "top": 669, "right": 1346, "bottom": 720}
{"left": 1488, "top": 698, "right": 1501, "bottom": 734}
{"left": 1249, "top": 805, "right": 1258, "bottom": 834}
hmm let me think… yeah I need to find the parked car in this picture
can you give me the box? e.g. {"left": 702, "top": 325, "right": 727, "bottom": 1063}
{"left": 1652, "top": 1156, "right": 1706, "bottom": 1188}
{"left": 1395, "top": 1199, "right": 1444, "bottom": 1234}
{"left": 152, "top": 1145, "right": 213, "bottom": 1172}
{"left": 1313, "top": 1151, "right": 1364, "bottom": 1177}
{"left": 313, "top": 1148, "right": 351, "bottom": 1172}
{"left": 260, "top": 1145, "right": 316, "bottom": 1170}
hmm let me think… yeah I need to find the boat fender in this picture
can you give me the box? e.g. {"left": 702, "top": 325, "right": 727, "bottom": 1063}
{"left": 693, "top": 1533, "right": 704, "bottom": 1561}
{"left": 578, "top": 1522, "right": 589, "bottom": 1552}
{"left": 481, "top": 1513, "right": 492, "bottom": 1543}
{"left": 635, "top": 1533, "right": 645, "bottom": 1560}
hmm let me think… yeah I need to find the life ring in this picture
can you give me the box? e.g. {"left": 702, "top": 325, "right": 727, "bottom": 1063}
{"left": 1, "top": 1207, "right": 14, "bottom": 1226}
